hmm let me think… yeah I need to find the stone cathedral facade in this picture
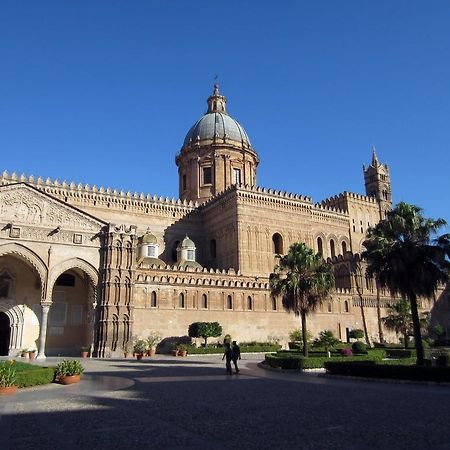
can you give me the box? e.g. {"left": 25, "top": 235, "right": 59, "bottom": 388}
{"left": 0, "top": 85, "right": 446, "bottom": 357}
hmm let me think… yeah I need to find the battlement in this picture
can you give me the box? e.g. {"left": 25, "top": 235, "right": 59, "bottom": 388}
{"left": 321, "top": 191, "right": 377, "bottom": 205}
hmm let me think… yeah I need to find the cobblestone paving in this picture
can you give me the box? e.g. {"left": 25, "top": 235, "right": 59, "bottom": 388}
{"left": 1, "top": 355, "right": 449, "bottom": 449}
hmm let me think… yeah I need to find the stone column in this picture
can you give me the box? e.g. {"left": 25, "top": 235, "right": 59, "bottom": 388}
{"left": 37, "top": 301, "right": 51, "bottom": 359}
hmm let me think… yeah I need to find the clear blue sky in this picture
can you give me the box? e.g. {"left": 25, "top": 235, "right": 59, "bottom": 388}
{"left": 1, "top": 1, "right": 449, "bottom": 224}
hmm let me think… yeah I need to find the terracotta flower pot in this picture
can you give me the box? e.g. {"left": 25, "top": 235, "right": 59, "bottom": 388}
{"left": 28, "top": 351, "right": 36, "bottom": 360}
{"left": 136, "top": 353, "right": 144, "bottom": 360}
{"left": 171, "top": 349, "right": 179, "bottom": 356}
{"left": 148, "top": 348, "right": 156, "bottom": 357}
{"left": 0, "top": 385, "right": 18, "bottom": 395}
{"left": 21, "top": 352, "right": 29, "bottom": 359}
{"left": 81, "top": 351, "right": 89, "bottom": 358}
{"left": 58, "top": 375, "right": 81, "bottom": 385}
{"left": 178, "top": 350, "right": 187, "bottom": 357}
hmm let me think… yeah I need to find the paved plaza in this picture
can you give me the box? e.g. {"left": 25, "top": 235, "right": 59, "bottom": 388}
{"left": 0, "top": 354, "right": 449, "bottom": 449}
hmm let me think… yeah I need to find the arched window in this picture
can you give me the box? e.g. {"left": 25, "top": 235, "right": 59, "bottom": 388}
{"left": 271, "top": 296, "right": 277, "bottom": 311}
{"left": 247, "top": 296, "right": 253, "bottom": 310}
{"left": 151, "top": 291, "right": 157, "bottom": 308}
{"left": 341, "top": 241, "right": 347, "bottom": 255}
{"left": 56, "top": 273, "right": 75, "bottom": 287}
{"left": 202, "top": 294, "right": 208, "bottom": 309}
{"left": 227, "top": 295, "right": 233, "bottom": 310}
{"left": 327, "top": 302, "right": 332, "bottom": 313}
{"left": 330, "top": 239, "right": 336, "bottom": 258}
{"left": 272, "top": 233, "right": 283, "bottom": 254}
{"left": 344, "top": 300, "right": 349, "bottom": 313}
{"left": 317, "top": 237, "right": 323, "bottom": 257}
{"left": 178, "top": 293, "right": 185, "bottom": 308}
{"left": 210, "top": 239, "right": 217, "bottom": 258}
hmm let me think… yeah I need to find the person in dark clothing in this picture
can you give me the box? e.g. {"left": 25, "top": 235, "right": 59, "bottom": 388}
{"left": 222, "top": 343, "right": 233, "bottom": 374}
{"left": 231, "top": 341, "right": 241, "bottom": 373}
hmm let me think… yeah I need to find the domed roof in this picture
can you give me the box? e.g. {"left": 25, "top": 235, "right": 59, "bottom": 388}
{"left": 181, "top": 236, "right": 195, "bottom": 248}
{"left": 183, "top": 84, "right": 251, "bottom": 148}
{"left": 141, "top": 229, "right": 158, "bottom": 245}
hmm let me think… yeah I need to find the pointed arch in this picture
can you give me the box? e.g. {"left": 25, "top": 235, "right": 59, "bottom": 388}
{"left": 48, "top": 258, "right": 98, "bottom": 292}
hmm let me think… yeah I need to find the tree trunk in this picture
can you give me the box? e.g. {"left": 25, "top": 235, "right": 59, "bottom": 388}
{"left": 353, "top": 269, "right": 371, "bottom": 347}
{"left": 409, "top": 293, "right": 424, "bottom": 365}
{"left": 301, "top": 312, "right": 308, "bottom": 357}
{"left": 376, "top": 282, "right": 384, "bottom": 343}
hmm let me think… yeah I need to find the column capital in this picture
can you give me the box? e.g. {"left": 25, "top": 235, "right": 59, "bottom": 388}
{"left": 40, "top": 300, "right": 52, "bottom": 308}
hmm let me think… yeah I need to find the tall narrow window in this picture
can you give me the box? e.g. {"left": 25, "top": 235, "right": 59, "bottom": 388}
{"left": 148, "top": 246, "right": 157, "bottom": 257}
{"left": 317, "top": 237, "right": 323, "bottom": 257}
{"left": 272, "top": 233, "right": 283, "bottom": 254}
{"left": 247, "top": 296, "right": 253, "bottom": 310}
{"left": 202, "top": 294, "right": 208, "bottom": 309}
{"left": 179, "top": 293, "right": 185, "bottom": 308}
{"left": 327, "top": 302, "right": 332, "bottom": 313}
{"left": 210, "top": 239, "right": 217, "bottom": 258}
{"left": 151, "top": 291, "right": 157, "bottom": 308}
{"left": 203, "top": 166, "right": 212, "bottom": 184}
{"left": 344, "top": 300, "right": 349, "bottom": 313}
{"left": 330, "top": 239, "right": 336, "bottom": 258}
{"left": 341, "top": 241, "right": 347, "bottom": 255}
{"left": 187, "top": 249, "right": 195, "bottom": 261}
{"left": 227, "top": 295, "right": 233, "bottom": 310}
{"left": 172, "top": 241, "right": 180, "bottom": 262}
{"left": 233, "top": 168, "right": 241, "bottom": 185}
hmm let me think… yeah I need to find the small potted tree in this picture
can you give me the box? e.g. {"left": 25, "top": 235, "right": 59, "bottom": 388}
{"left": 55, "top": 360, "right": 84, "bottom": 385}
{"left": 81, "top": 346, "right": 90, "bottom": 358}
{"left": 146, "top": 332, "right": 161, "bottom": 357}
{"left": 0, "top": 360, "right": 18, "bottom": 395}
{"left": 171, "top": 342, "right": 179, "bottom": 356}
{"left": 133, "top": 339, "right": 148, "bottom": 360}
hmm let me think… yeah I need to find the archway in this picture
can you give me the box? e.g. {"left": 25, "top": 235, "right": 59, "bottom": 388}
{"left": 0, "top": 312, "right": 11, "bottom": 356}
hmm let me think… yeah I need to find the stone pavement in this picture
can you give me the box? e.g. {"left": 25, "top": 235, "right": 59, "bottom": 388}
{"left": 1, "top": 354, "right": 450, "bottom": 449}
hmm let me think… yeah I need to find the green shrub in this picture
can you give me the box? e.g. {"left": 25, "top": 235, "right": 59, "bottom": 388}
{"left": 352, "top": 341, "right": 368, "bottom": 354}
{"left": 349, "top": 329, "right": 365, "bottom": 339}
{"left": 55, "top": 360, "right": 84, "bottom": 377}
{"left": 188, "top": 322, "right": 223, "bottom": 346}
{"left": 324, "top": 361, "right": 450, "bottom": 382}
{"left": 314, "top": 330, "right": 340, "bottom": 352}
{"left": 385, "top": 348, "right": 416, "bottom": 359}
{"left": 187, "top": 342, "right": 281, "bottom": 354}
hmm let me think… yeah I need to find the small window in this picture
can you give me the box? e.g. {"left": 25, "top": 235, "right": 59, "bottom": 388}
{"left": 148, "top": 246, "right": 157, "bottom": 257}
{"left": 202, "top": 294, "right": 208, "bottom": 309}
{"left": 317, "top": 237, "right": 323, "bottom": 257}
{"left": 203, "top": 167, "right": 212, "bottom": 184}
{"left": 247, "top": 296, "right": 253, "bottom": 310}
{"left": 187, "top": 249, "right": 195, "bottom": 261}
{"left": 178, "top": 293, "right": 185, "bottom": 308}
{"left": 271, "top": 296, "right": 277, "bottom": 311}
{"left": 151, "top": 291, "right": 157, "bottom": 308}
{"left": 327, "top": 302, "right": 332, "bottom": 313}
{"left": 341, "top": 241, "right": 347, "bottom": 254}
{"left": 56, "top": 273, "right": 75, "bottom": 287}
{"left": 233, "top": 168, "right": 241, "bottom": 185}
{"left": 210, "top": 239, "right": 217, "bottom": 258}
{"left": 182, "top": 174, "right": 187, "bottom": 191}
{"left": 227, "top": 295, "right": 233, "bottom": 310}
{"left": 344, "top": 301, "right": 349, "bottom": 313}
{"left": 330, "top": 239, "right": 336, "bottom": 258}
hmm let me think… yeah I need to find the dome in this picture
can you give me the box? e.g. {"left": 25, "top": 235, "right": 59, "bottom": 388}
{"left": 141, "top": 230, "right": 157, "bottom": 245}
{"left": 181, "top": 236, "right": 195, "bottom": 248}
{"left": 184, "top": 113, "right": 251, "bottom": 147}
{"left": 183, "top": 84, "right": 251, "bottom": 148}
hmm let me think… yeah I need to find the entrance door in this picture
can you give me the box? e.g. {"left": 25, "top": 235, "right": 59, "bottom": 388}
{"left": 0, "top": 312, "right": 11, "bottom": 356}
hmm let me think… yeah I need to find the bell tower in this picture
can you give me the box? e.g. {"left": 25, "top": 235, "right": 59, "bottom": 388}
{"left": 363, "top": 147, "right": 392, "bottom": 219}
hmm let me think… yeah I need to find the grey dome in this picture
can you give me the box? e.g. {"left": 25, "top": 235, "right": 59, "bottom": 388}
{"left": 183, "top": 112, "right": 251, "bottom": 147}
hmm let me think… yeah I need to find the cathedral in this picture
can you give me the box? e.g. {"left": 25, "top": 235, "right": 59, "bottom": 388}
{"left": 0, "top": 85, "right": 441, "bottom": 357}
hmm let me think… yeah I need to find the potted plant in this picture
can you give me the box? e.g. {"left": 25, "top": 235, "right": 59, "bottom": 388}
{"left": 178, "top": 344, "right": 188, "bottom": 357}
{"left": 0, "top": 360, "right": 18, "bottom": 395}
{"left": 20, "top": 349, "right": 29, "bottom": 358}
{"left": 146, "top": 331, "right": 161, "bottom": 357}
{"left": 133, "top": 339, "right": 148, "bottom": 360}
{"left": 55, "top": 360, "right": 84, "bottom": 385}
{"left": 81, "top": 346, "right": 90, "bottom": 358}
{"left": 28, "top": 348, "right": 37, "bottom": 360}
{"left": 171, "top": 342, "right": 179, "bottom": 357}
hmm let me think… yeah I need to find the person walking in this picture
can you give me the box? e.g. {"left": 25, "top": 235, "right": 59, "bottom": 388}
{"left": 231, "top": 340, "right": 241, "bottom": 373}
{"left": 222, "top": 343, "right": 233, "bottom": 374}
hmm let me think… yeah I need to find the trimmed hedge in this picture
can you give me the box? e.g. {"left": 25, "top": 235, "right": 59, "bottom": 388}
{"left": 324, "top": 361, "right": 450, "bottom": 382}
{"left": 187, "top": 343, "right": 281, "bottom": 354}
{"left": 265, "top": 353, "right": 381, "bottom": 370}
{"left": 386, "top": 348, "right": 416, "bottom": 359}
{"left": 15, "top": 367, "right": 55, "bottom": 388}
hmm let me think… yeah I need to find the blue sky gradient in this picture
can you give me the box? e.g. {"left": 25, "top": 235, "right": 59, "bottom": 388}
{"left": 1, "top": 1, "right": 449, "bottom": 224}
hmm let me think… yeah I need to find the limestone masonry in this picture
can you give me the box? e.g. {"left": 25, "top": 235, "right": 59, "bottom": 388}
{"left": 0, "top": 85, "right": 447, "bottom": 357}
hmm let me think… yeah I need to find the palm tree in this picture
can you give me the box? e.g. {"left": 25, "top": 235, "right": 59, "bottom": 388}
{"left": 269, "top": 242, "right": 335, "bottom": 357}
{"left": 382, "top": 299, "right": 427, "bottom": 348}
{"left": 363, "top": 202, "right": 450, "bottom": 365}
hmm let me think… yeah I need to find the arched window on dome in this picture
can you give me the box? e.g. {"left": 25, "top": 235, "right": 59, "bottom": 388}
{"left": 247, "top": 296, "right": 253, "bottom": 310}
{"left": 150, "top": 291, "right": 157, "bottom": 308}
{"left": 202, "top": 294, "right": 208, "bottom": 309}
{"left": 272, "top": 233, "right": 283, "bottom": 255}
{"left": 330, "top": 239, "right": 336, "bottom": 258}
{"left": 341, "top": 241, "right": 347, "bottom": 255}
{"left": 178, "top": 293, "right": 185, "bottom": 309}
{"left": 227, "top": 295, "right": 233, "bottom": 310}
{"left": 317, "top": 237, "right": 323, "bottom": 257}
